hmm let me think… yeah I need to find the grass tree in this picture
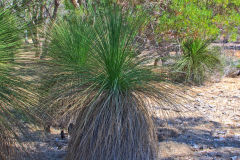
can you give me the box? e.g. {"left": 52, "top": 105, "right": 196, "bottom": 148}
{"left": 45, "top": 3, "right": 187, "bottom": 160}
{"left": 173, "top": 39, "right": 222, "bottom": 85}
{"left": 0, "top": 8, "right": 37, "bottom": 159}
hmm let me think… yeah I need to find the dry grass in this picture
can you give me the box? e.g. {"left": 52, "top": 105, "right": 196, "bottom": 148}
{"left": 158, "top": 141, "right": 193, "bottom": 159}
{"left": 66, "top": 92, "right": 158, "bottom": 160}
{"left": 0, "top": 123, "right": 24, "bottom": 160}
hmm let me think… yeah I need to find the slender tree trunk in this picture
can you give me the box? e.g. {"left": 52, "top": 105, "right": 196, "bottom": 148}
{"left": 77, "top": 0, "right": 82, "bottom": 6}
{"left": 41, "top": 0, "right": 60, "bottom": 59}
{"left": 71, "top": 0, "right": 79, "bottom": 8}
{"left": 29, "top": 4, "right": 41, "bottom": 57}
{"left": 32, "top": 28, "right": 41, "bottom": 57}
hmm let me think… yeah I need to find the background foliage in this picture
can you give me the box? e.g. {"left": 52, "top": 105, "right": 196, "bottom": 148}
{"left": 156, "top": 0, "right": 240, "bottom": 42}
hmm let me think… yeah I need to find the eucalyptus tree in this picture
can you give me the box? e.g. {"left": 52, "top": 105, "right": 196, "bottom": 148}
{"left": 156, "top": 0, "right": 240, "bottom": 42}
{"left": 4, "top": 0, "right": 61, "bottom": 57}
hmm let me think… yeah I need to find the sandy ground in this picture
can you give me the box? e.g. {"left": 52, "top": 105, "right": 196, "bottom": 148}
{"left": 19, "top": 77, "right": 240, "bottom": 160}
{"left": 157, "top": 77, "right": 240, "bottom": 160}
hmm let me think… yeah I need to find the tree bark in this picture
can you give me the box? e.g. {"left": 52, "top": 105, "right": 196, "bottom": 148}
{"left": 41, "top": 0, "right": 60, "bottom": 59}
{"left": 71, "top": 0, "right": 79, "bottom": 8}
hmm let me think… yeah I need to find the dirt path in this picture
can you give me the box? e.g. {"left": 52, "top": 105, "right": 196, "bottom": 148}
{"left": 19, "top": 77, "right": 239, "bottom": 160}
{"left": 157, "top": 77, "right": 240, "bottom": 160}
{"left": 16, "top": 45, "right": 69, "bottom": 160}
{"left": 19, "top": 126, "right": 68, "bottom": 160}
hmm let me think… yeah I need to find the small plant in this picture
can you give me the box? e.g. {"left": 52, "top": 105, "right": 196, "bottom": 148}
{"left": 173, "top": 39, "right": 222, "bottom": 85}
{"left": 237, "top": 61, "right": 240, "bottom": 69}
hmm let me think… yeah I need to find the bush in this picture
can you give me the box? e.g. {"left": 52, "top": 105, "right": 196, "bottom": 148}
{"left": 44, "top": 3, "right": 188, "bottom": 160}
{"left": 173, "top": 39, "right": 222, "bottom": 85}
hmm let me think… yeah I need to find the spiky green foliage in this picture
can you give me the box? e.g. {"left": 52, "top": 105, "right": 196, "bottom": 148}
{"left": 44, "top": 3, "right": 188, "bottom": 160}
{"left": 0, "top": 8, "right": 37, "bottom": 159}
{"left": 0, "top": 8, "right": 21, "bottom": 159}
{"left": 47, "top": 16, "right": 92, "bottom": 67}
{"left": 173, "top": 39, "right": 221, "bottom": 85}
{"left": 237, "top": 61, "right": 240, "bottom": 69}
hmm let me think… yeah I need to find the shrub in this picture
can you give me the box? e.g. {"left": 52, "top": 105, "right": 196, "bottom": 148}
{"left": 173, "top": 39, "right": 222, "bottom": 85}
{"left": 45, "top": 3, "right": 188, "bottom": 160}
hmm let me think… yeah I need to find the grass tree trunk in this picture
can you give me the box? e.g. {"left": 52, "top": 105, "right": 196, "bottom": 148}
{"left": 32, "top": 27, "right": 41, "bottom": 57}
{"left": 41, "top": 0, "right": 60, "bottom": 59}
{"left": 66, "top": 93, "right": 157, "bottom": 160}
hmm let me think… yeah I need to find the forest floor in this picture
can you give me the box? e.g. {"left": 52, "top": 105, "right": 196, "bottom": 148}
{"left": 19, "top": 76, "right": 240, "bottom": 160}
{"left": 17, "top": 44, "right": 240, "bottom": 160}
{"left": 15, "top": 45, "right": 68, "bottom": 160}
{"left": 157, "top": 77, "right": 240, "bottom": 160}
